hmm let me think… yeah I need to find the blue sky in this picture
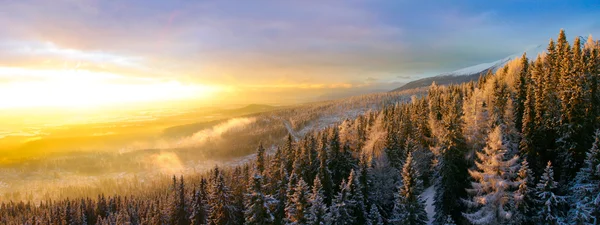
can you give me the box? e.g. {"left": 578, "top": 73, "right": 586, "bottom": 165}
{"left": 0, "top": 0, "right": 599, "bottom": 105}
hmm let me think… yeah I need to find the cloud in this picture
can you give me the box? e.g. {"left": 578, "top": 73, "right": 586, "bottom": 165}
{"left": 122, "top": 117, "right": 257, "bottom": 152}
{"left": 0, "top": 0, "right": 598, "bottom": 99}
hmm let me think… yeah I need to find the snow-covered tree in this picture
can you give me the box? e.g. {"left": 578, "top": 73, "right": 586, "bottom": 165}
{"left": 443, "top": 215, "right": 457, "bottom": 225}
{"left": 568, "top": 130, "right": 600, "bottom": 225}
{"left": 345, "top": 169, "right": 367, "bottom": 224}
{"left": 286, "top": 179, "right": 310, "bottom": 225}
{"left": 367, "top": 153, "right": 398, "bottom": 216}
{"left": 190, "top": 179, "right": 209, "bottom": 225}
{"left": 208, "top": 168, "right": 235, "bottom": 225}
{"left": 307, "top": 177, "right": 328, "bottom": 225}
{"left": 463, "top": 126, "right": 520, "bottom": 224}
{"left": 512, "top": 159, "right": 535, "bottom": 225}
{"left": 390, "top": 152, "right": 428, "bottom": 225}
{"left": 367, "top": 204, "right": 384, "bottom": 225}
{"left": 328, "top": 180, "right": 355, "bottom": 225}
{"left": 535, "top": 161, "right": 565, "bottom": 225}
{"left": 244, "top": 173, "right": 274, "bottom": 225}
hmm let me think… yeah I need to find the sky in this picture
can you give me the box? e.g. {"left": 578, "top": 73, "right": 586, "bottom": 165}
{"left": 0, "top": 0, "right": 599, "bottom": 108}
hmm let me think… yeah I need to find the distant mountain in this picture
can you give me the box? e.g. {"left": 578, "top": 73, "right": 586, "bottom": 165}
{"left": 392, "top": 43, "right": 548, "bottom": 92}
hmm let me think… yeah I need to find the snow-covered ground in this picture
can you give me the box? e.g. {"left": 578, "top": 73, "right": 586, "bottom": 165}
{"left": 421, "top": 186, "right": 436, "bottom": 225}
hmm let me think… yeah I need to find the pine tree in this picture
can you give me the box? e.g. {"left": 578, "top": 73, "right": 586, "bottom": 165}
{"left": 443, "top": 215, "right": 457, "bottom": 225}
{"left": 286, "top": 179, "right": 310, "bottom": 225}
{"left": 244, "top": 172, "right": 274, "bottom": 225}
{"left": 208, "top": 168, "right": 235, "bottom": 225}
{"left": 317, "top": 134, "right": 334, "bottom": 206}
{"left": 329, "top": 128, "right": 354, "bottom": 193}
{"left": 515, "top": 53, "right": 529, "bottom": 132}
{"left": 328, "top": 180, "right": 355, "bottom": 225}
{"left": 307, "top": 177, "right": 328, "bottom": 225}
{"left": 463, "top": 126, "right": 520, "bottom": 224}
{"left": 390, "top": 152, "right": 428, "bottom": 225}
{"left": 535, "top": 161, "right": 565, "bottom": 225}
{"left": 432, "top": 88, "right": 470, "bottom": 225}
{"left": 367, "top": 204, "right": 384, "bottom": 225}
{"left": 256, "top": 143, "right": 267, "bottom": 174}
{"left": 367, "top": 153, "right": 398, "bottom": 216}
{"left": 168, "top": 176, "right": 189, "bottom": 225}
{"left": 345, "top": 169, "right": 367, "bottom": 225}
{"left": 568, "top": 130, "right": 600, "bottom": 225}
{"left": 273, "top": 166, "right": 289, "bottom": 225}
{"left": 513, "top": 159, "right": 536, "bottom": 225}
{"left": 190, "top": 179, "right": 209, "bottom": 225}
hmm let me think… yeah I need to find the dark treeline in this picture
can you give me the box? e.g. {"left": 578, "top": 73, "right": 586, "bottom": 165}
{"left": 1, "top": 30, "right": 600, "bottom": 225}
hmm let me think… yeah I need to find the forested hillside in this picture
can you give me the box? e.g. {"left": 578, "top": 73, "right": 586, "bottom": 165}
{"left": 2, "top": 30, "right": 600, "bottom": 225}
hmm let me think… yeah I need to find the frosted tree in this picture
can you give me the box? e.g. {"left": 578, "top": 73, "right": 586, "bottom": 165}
{"left": 317, "top": 133, "right": 334, "bottom": 205}
{"left": 367, "top": 153, "right": 398, "bottom": 215}
{"left": 327, "top": 180, "right": 355, "bottom": 225}
{"left": 431, "top": 88, "right": 470, "bottom": 225}
{"left": 463, "top": 126, "right": 520, "bottom": 225}
{"left": 345, "top": 169, "right": 367, "bottom": 224}
{"left": 568, "top": 130, "right": 600, "bottom": 225}
{"left": 462, "top": 87, "right": 490, "bottom": 157}
{"left": 190, "top": 179, "right": 209, "bottom": 225}
{"left": 208, "top": 168, "right": 235, "bottom": 225}
{"left": 512, "top": 159, "right": 535, "bottom": 225}
{"left": 244, "top": 173, "right": 274, "bottom": 225}
{"left": 256, "top": 143, "right": 267, "bottom": 174}
{"left": 286, "top": 179, "right": 310, "bottom": 225}
{"left": 390, "top": 152, "right": 428, "bottom": 225}
{"left": 273, "top": 165, "right": 289, "bottom": 225}
{"left": 367, "top": 204, "right": 384, "bottom": 225}
{"left": 443, "top": 215, "right": 457, "bottom": 225}
{"left": 307, "top": 177, "right": 328, "bottom": 225}
{"left": 535, "top": 161, "right": 565, "bottom": 225}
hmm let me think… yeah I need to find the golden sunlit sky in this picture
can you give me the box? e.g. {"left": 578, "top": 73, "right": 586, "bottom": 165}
{"left": 1, "top": 0, "right": 599, "bottom": 109}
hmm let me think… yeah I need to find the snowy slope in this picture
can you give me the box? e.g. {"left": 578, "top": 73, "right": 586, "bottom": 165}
{"left": 392, "top": 44, "right": 547, "bottom": 92}
{"left": 421, "top": 186, "right": 436, "bottom": 225}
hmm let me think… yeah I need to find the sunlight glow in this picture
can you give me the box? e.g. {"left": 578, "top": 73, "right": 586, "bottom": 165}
{"left": 0, "top": 67, "right": 221, "bottom": 109}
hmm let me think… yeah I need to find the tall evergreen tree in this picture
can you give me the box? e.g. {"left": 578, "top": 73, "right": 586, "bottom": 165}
{"left": 208, "top": 168, "right": 235, "bottom": 225}
{"left": 256, "top": 143, "right": 267, "bottom": 175}
{"left": 568, "top": 130, "right": 600, "bottom": 225}
{"left": 286, "top": 179, "right": 311, "bottom": 225}
{"left": 317, "top": 136, "right": 334, "bottom": 206}
{"left": 345, "top": 169, "right": 367, "bottom": 225}
{"left": 190, "top": 179, "right": 209, "bottom": 225}
{"left": 535, "top": 161, "right": 565, "bottom": 225}
{"left": 244, "top": 173, "right": 274, "bottom": 225}
{"left": 390, "top": 152, "right": 428, "bottom": 225}
{"left": 432, "top": 89, "right": 470, "bottom": 225}
{"left": 463, "top": 127, "right": 520, "bottom": 225}
{"left": 307, "top": 177, "right": 328, "bottom": 225}
{"left": 328, "top": 180, "right": 355, "bottom": 225}
{"left": 513, "top": 159, "right": 536, "bottom": 225}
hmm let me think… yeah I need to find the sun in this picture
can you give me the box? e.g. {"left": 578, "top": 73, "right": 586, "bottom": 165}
{"left": 0, "top": 67, "right": 221, "bottom": 109}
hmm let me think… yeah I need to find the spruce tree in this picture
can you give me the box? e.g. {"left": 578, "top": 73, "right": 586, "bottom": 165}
{"left": 568, "top": 130, "right": 600, "bottom": 225}
{"left": 390, "top": 152, "right": 428, "bottom": 225}
{"left": 345, "top": 169, "right": 367, "bottom": 225}
{"left": 328, "top": 180, "right": 355, "bottom": 225}
{"left": 432, "top": 89, "right": 470, "bottom": 225}
{"left": 244, "top": 172, "right": 273, "bottom": 225}
{"left": 463, "top": 127, "right": 519, "bottom": 224}
{"left": 367, "top": 204, "right": 384, "bottom": 225}
{"left": 535, "top": 161, "right": 565, "bottom": 225}
{"left": 208, "top": 168, "right": 235, "bottom": 225}
{"left": 513, "top": 159, "right": 536, "bottom": 225}
{"left": 307, "top": 177, "right": 328, "bottom": 225}
{"left": 286, "top": 179, "right": 311, "bottom": 225}
{"left": 190, "top": 179, "right": 208, "bottom": 225}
